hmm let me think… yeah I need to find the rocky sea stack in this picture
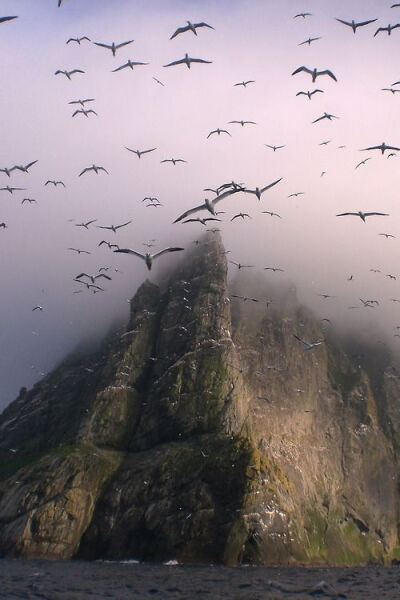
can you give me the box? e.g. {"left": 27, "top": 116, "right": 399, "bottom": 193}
{"left": 0, "top": 233, "right": 399, "bottom": 565}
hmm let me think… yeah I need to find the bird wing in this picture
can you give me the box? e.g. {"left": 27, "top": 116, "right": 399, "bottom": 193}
{"left": 98, "top": 166, "right": 109, "bottom": 173}
{"left": 207, "top": 130, "right": 217, "bottom": 138}
{"left": 260, "top": 177, "right": 283, "bottom": 194}
{"left": 75, "top": 273, "right": 90, "bottom": 279}
{"left": 170, "top": 25, "right": 190, "bottom": 39}
{"left": 94, "top": 42, "right": 112, "bottom": 49}
{"left": 194, "top": 22, "right": 215, "bottom": 30}
{"left": 335, "top": 18, "right": 353, "bottom": 26}
{"left": 212, "top": 188, "right": 241, "bottom": 205}
{"left": 152, "top": 247, "right": 184, "bottom": 259}
{"left": 72, "top": 110, "right": 82, "bottom": 117}
{"left": 312, "top": 115, "right": 325, "bottom": 123}
{"left": 358, "top": 19, "right": 378, "bottom": 27}
{"left": 79, "top": 167, "right": 91, "bottom": 176}
{"left": 97, "top": 225, "right": 113, "bottom": 230}
{"left": 115, "top": 40, "right": 134, "bottom": 49}
{"left": 163, "top": 58, "right": 185, "bottom": 67}
{"left": 115, "top": 221, "right": 132, "bottom": 229}
{"left": 85, "top": 219, "right": 97, "bottom": 226}
{"left": 364, "top": 212, "right": 389, "bottom": 217}
{"left": 386, "top": 145, "right": 400, "bottom": 151}
{"left": 141, "top": 148, "right": 157, "bottom": 154}
{"left": 190, "top": 58, "right": 212, "bottom": 64}
{"left": 94, "top": 274, "right": 112, "bottom": 281}
{"left": 70, "top": 69, "right": 85, "bottom": 74}
{"left": 318, "top": 70, "right": 337, "bottom": 81}
{"left": 112, "top": 63, "right": 128, "bottom": 72}
{"left": 114, "top": 248, "right": 146, "bottom": 260}
{"left": 0, "top": 16, "right": 18, "bottom": 23}
{"left": 292, "top": 66, "right": 313, "bottom": 76}
{"left": 374, "top": 27, "right": 385, "bottom": 36}
{"left": 336, "top": 212, "right": 358, "bottom": 217}
{"left": 360, "top": 145, "right": 380, "bottom": 151}
{"left": 231, "top": 215, "right": 240, "bottom": 221}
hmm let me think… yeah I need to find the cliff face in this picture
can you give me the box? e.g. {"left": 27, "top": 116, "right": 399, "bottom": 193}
{"left": 0, "top": 233, "right": 399, "bottom": 565}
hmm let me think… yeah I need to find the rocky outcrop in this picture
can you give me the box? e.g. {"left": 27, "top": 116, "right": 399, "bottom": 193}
{"left": 0, "top": 233, "right": 399, "bottom": 565}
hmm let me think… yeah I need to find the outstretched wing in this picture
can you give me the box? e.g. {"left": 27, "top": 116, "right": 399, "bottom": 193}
{"left": 292, "top": 66, "right": 313, "bottom": 76}
{"left": 358, "top": 19, "right": 378, "bottom": 27}
{"left": 163, "top": 58, "right": 185, "bottom": 67}
{"left": 318, "top": 70, "right": 337, "bottom": 81}
{"left": 194, "top": 22, "right": 215, "bottom": 30}
{"left": 94, "top": 42, "right": 112, "bottom": 49}
{"left": 114, "top": 248, "right": 146, "bottom": 260}
{"left": 115, "top": 220, "right": 132, "bottom": 229}
{"left": 336, "top": 212, "right": 358, "bottom": 217}
{"left": 364, "top": 212, "right": 389, "bottom": 217}
{"left": 190, "top": 58, "right": 212, "bottom": 64}
{"left": 335, "top": 18, "right": 351, "bottom": 27}
{"left": 260, "top": 177, "right": 283, "bottom": 194}
{"left": 0, "top": 16, "right": 18, "bottom": 23}
{"left": 170, "top": 25, "right": 190, "bottom": 40}
{"left": 174, "top": 204, "right": 206, "bottom": 223}
{"left": 152, "top": 247, "right": 184, "bottom": 259}
{"left": 70, "top": 69, "right": 85, "bottom": 75}
{"left": 115, "top": 40, "right": 134, "bottom": 50}
{"left": 112, "top": 62, "right": 129, "bottom": 72}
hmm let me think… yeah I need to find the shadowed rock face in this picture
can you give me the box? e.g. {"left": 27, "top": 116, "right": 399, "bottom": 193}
{"left": 0, "top": 232, "right": 399, "bottom": 564}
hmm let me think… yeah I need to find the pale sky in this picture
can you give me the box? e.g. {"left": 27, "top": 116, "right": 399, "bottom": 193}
{"left": 1, "top": 0, "right": 400, "bottom": 407}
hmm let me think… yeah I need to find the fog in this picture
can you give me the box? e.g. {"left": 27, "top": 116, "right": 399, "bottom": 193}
{"left": 1, "top": 0, "right": 400, "bottom": 409}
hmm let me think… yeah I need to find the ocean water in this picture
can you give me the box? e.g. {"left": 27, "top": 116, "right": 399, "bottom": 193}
{"left": 1, "top": 559, "right": 399, "bottom": 599}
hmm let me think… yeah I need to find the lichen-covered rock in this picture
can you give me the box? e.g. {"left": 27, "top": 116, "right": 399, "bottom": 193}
{"left": 0, "top": 232, "right": 399, "bottom": 564}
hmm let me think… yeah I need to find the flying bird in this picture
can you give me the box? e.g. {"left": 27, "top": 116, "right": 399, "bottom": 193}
{"left": 114, "top": 247, "right": 184, "bottom": 270}
{"left": 360, "top": 142, "right": 400, "bottom": 154}
{"left": 21, "top": 198, "right": 37, "bottom": 204}
{"left": 0, "top": 186, "right": 25, "bottom": 194}
{"left": 75, "top": 219, "right": 97, "bottom": 229}
{"left": 355, "top": 158, "right": 371, "bottom": 168}
{"left": 68, "top": 98, "right": 95, "bottom": 106}
{"left": 173, "top": 188, "right": 241, "bottom": 223}
{"left": 381, "top": 87, "right": 400, "bottom": 94}
{"left": 231, "top": 213, "right": 251, "bottom": 221}
{"left": 229, "top": 261, "right": 254, "bottom": 269}
{"left": 244, "top": 178, "right": 283, "bottom": 200}
{"left": 96, "top": 221, "right": 132, "bottom": 233}
{"left": 234, "top": 80, "right": 255, "bottom": 87}
{"left": 299, "top": 37, "right": 321, "bottom": 45}
{"left": 379, "top": 233, "right": 396, "bottom": 238}
{"left": 296, "top": 89, "right": 324, "bottom": 99}
{"left": 229, "top": 120, "right": 256, "bottom": 126}
{"left": 45, "top": 180, "right": 65, "bottom": 187}
{"left": 112, "top": 60, "right": 149, "bottom": 72}
{"left": 163, "top": 53, "right": 212, "bottom": 69}
{"left": 294, "top": 13, "right": 312, "bottom": 19}
{"left": 55, "top": 69, "right": 85, "bottom": 79}
{"left": 72, "top": 109, "right": 97, "bottom": 118}
{"left": 170, "top": 21, "right": 214, "bottom": 40}
{"left": 68, "top": 248, "right": 91, "bottom": 254}
{"left": 98, "top": 240, "right": 120, "bottom": 250}
{"left": 335, "top": 18, "right": 378, "bottom": 33}
{"left": 0, "top": 222, "right": 7, "bottom": 229}
{"left": 207, "top": 128, "right": 231, "bottom": 138}
{"left": 153, "top": 77, "right": 165, "bottom": 86}
{"left": 312, "top": 112, "right": 339, "bottom": 123}
{"left": 93, "top": 40, "right": 134, "bottom": 56}
{"left": 79, "top": 164, "right": 108, "bottom": 176}
{"left": 161, "top": 158, "right": 187, "bottom": 165}
{"left": 183, "top": 217, "right": 221, "bottom": 226}
{"left": 292, "top": 66, "right": 337, "bottom": 82}
{"left": 374, "top": 24, "right": 400, "bottom": 36}
{"left": 336, "top": 211, "right": 389, "bottom": 221}
{"left": 125, "top": 147, "right": 157, "bottom": 158}
{"left": 264, "top": 267, "right": 284, "bottom": 272}
{"left": 231, "top": 295, "right": 259, "bottom": 303}
{"left": 265, "top": 144, "right": 285, "bottom": 151}
{"left": 293, "top": 334, "right": 324, "bottom": 350}
{"left": 32, "top": 306, "right": 43, "bottom": 312}
{"left": 66, "top": 36, "right": 91, "bottom": 44}
{"left": 288, "top": 192, "right": 304, "bottom": 197}
{"left": 262, "top": 210, "right": 281, "bottom": 218}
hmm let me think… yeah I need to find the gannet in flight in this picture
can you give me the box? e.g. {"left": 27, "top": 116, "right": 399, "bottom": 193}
{"left": 45, "top": 180, "right": 65, "bottom": 187}
{"left": 379, "top": 233, "right": 396, "bottom": 238}
{"left": 97, "top": 221, "right": 132, "bottom": 233}
{"left": 68, "top": 248, "right": 91, "bottom": 254}
{"left": 292, "top": 66, "right": 337, "bottom": 82}
{"left": 336, "top": 211, "right": 389, "bottom": 221}
{"left": 72, "top": 109, "right": 97, "bottom": 118}
{"left": 231, "top": 213, "right": 251, "bottom": 221}
{"left": 0, "top": 186, "right": 26, "bottom": 194}
{"left": 355, "top": 158, "right": 371, "bottom": 168}
{"left": 264, "top": 267, "right": 284, "bottom": 272}
{"left": 231, "top": 295, "right": 259, "bottom": 302}
{"left": 229, "top": 120, "right": 256, "bottom": 126}
{"left": 75, "top": 219, "right": 97, "bottom": 229}
{"left": 66, "top": 36, "right": 91, "bottom": 44}
{"left": 229, "top": 261, "right": 254, "bottom": 269}
{"left": 262, "top": 210, "right": 282, "bottom": 218}
{"left": 32, "top": 305, "right": 43, "bottom": 312}
{"left": 125, "top": 147, "right": 157, "bottom": 158}
{"left": 207, "top": 128, "right": 231, "bottom": 138}
{"left": 374, "top": 23, "right": 400, "bottom": 36}
{"left": 22, "top": 198, "right": 37, "bottom": 204}
{"left": 294, "top": 13, "right": 312, "bottom": 19}
{"left": 112, "top": 60, "right": 149, "bottom": 72}
{"left": 335, "top": 18, "right": 377, "bottom": 33}
{"left": 170, "top": 21, "right": 214, "bottom": 40}
{"left": 299, "top": 37, "right": 321, "bottom": 45}
{"left": 244, "top": 178, "right": 283, "bottom": 200}
{"left": 234, "top": 80, "right": 255, "bottom": 87}
{"left": 69, "top": 98, "right": 95, "bottom": 106}
{"left": 288, "top": 192, "right": 304, "bottom": 197}
{"left": 265, "top": 144, "right": 285, "bottom": 151}
{"left": 114, "top": 247, "right": 184, "bottom": 270}
{"left": 161, "top": 158, "right": 187, "bottom": 165}
{"left": 55, "top": 69, "right": 85, "bottom": 79}
{"left": 163, "top": 53, "right": 212, "bottom": 69}
{"left": 360, "top": 142, "right": 400, "bottom": 154}
{"left": 98, "top": 241, "right": 120, "bottom": 250}
{"left": 173, "top": 187, "right": 241, "bottom": 223}
{"left": 93, "top": 40, "right": 134, "bottom": 56}
{"left": 79, "top": 164, "right": 108, "bottom": 176}
{"left": 312, "top": 112, "right": 339, "bottom": 123}
{"left": 293, "top": 334, "right": 324, "bottom": 350}
{"left": 183, "top": 217, "right": 221, "bottom": 226}
{"left": 296, "top": 89, "right": 324, "bottom": 99}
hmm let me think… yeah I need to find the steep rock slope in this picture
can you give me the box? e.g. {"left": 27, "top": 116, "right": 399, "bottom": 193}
{"left": 0, "top": 233, "right": 399, "bottom": 564}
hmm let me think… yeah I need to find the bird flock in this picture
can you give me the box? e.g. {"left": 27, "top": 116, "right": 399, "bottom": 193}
{"left": 3, "top": 1, "right": 400, "bottom": 393}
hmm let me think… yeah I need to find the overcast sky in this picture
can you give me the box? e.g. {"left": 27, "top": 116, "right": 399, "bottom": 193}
{"left": 1, "top": 0, "right": 400, "bottom": 408}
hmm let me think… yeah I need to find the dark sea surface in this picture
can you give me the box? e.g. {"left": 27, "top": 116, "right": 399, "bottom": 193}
{"left": 0, "top": 560, "right": 399, "bottom": 599}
